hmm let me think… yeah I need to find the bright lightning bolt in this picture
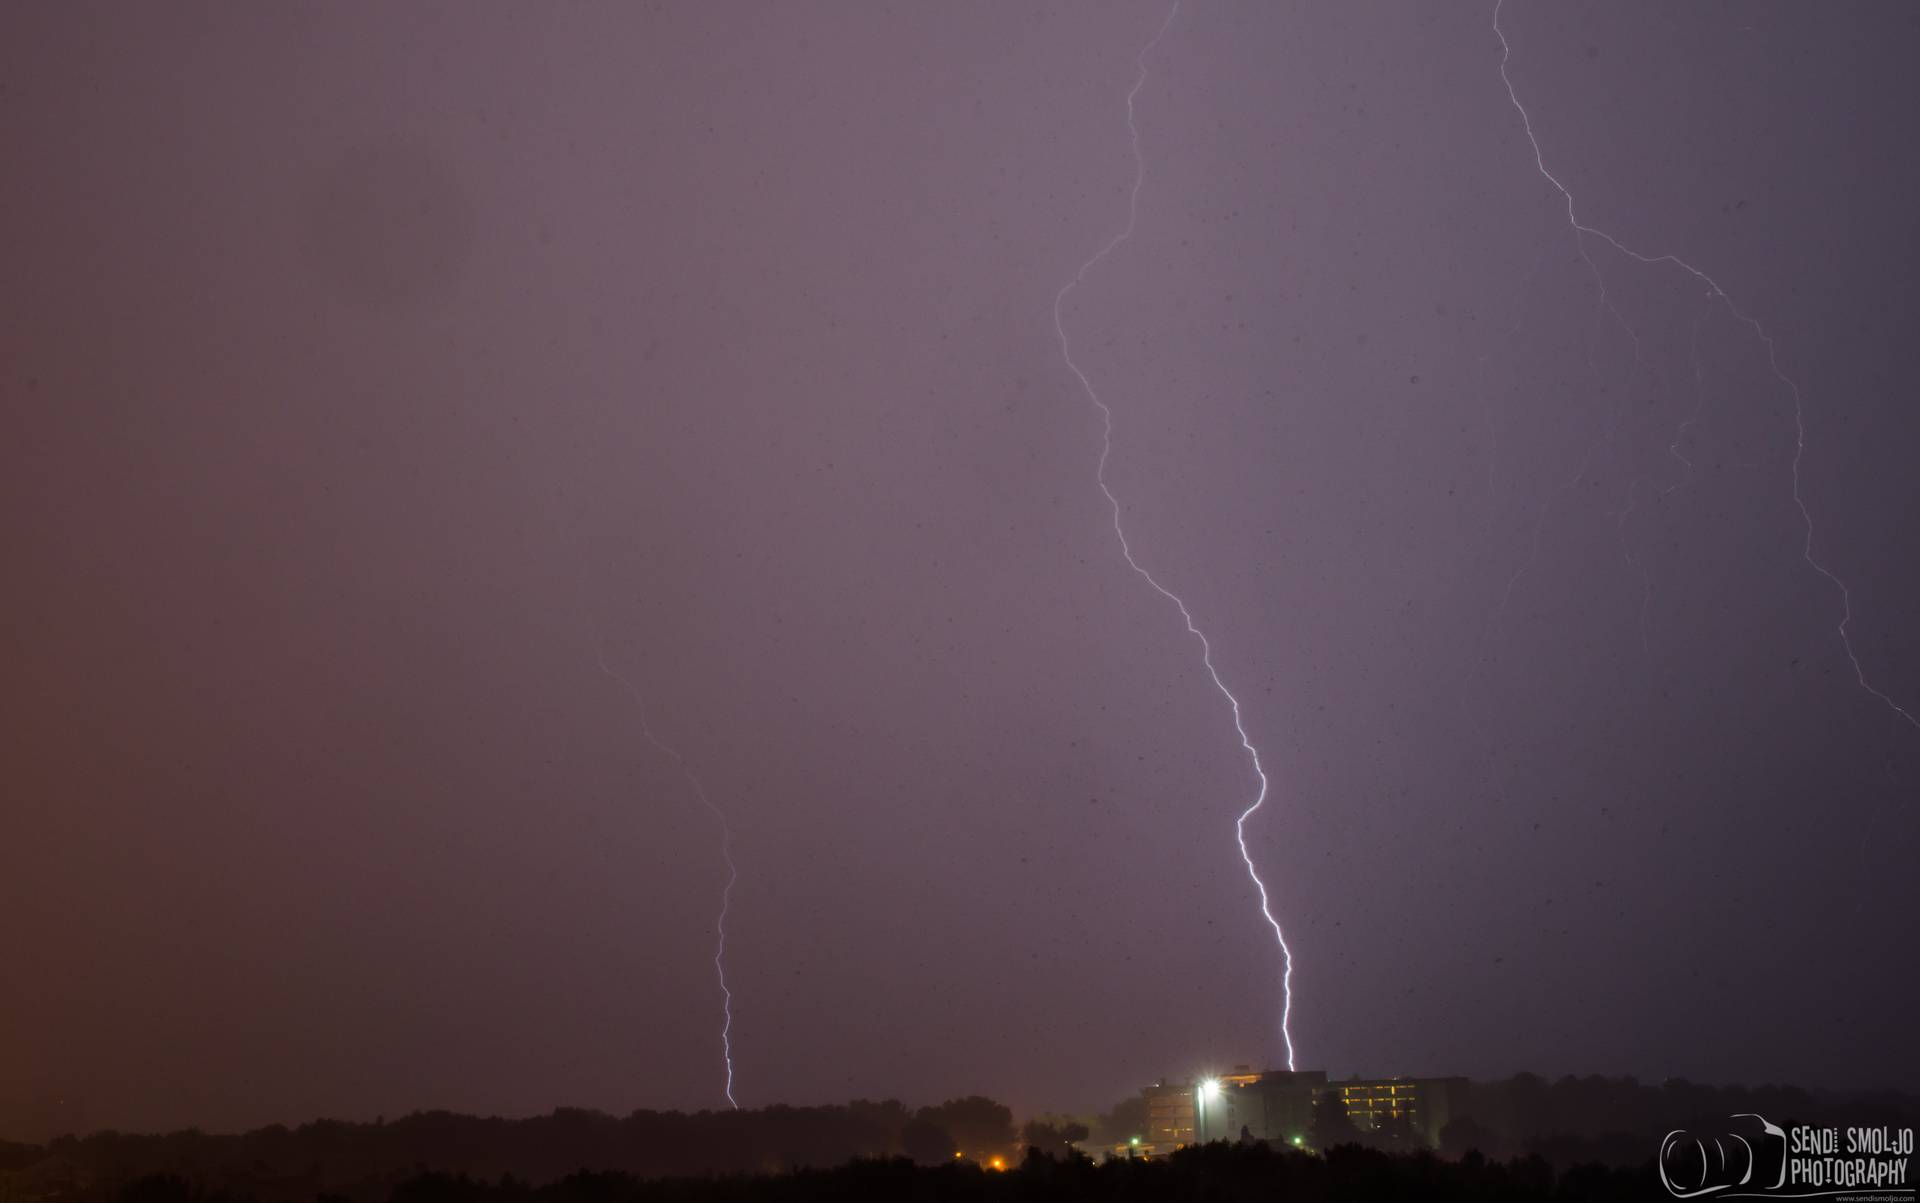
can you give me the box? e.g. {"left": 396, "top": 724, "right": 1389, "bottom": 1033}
{"left": 1052, "top": 0, "right": 1298, "bottom": 1071}
{"left": 1493, "top": 0, "right": 1919, "bottom": 731}
{"left": 595, "top": 652, "right": 741, "bottom": 1108}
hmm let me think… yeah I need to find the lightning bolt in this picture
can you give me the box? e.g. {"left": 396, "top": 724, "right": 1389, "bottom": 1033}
{"left": 595, "top": 651, "right": 740, "bottom": 1108}
{"left": 1493, "top": 0, "right": 1919, "bottom": 731}
{"left": 1052, "top": 0, "right": 1298, "bottom": 1071}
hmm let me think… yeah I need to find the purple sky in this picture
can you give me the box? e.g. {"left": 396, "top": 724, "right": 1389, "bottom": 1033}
{"left": 4, "top": 1, "right": 1917, "bottom": 1139}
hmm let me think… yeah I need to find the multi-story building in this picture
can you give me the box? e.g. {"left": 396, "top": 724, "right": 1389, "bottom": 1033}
{"left": 1143, "top": 1079, "right": 1198, "bottom": 1148}
{"left": 1179, "top": 1068, "right": 1468, "bottom": 1150}
{"left": 1330, "top": 1076, "right": 1467, "bottom": 1147}
{"left": 1193, "top": 1069, "right": 1327, "bottom": 1146}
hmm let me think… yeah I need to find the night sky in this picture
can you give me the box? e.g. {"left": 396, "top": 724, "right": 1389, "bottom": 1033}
{"left": 4, "top": 1, "right": 1917, "bottom": 1140}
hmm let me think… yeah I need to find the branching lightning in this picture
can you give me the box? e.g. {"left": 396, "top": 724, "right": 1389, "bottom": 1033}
{"left": 595, "top": 652, "right": 741, "bottom": 1108}
{"left": 1493, "top": 0, "right": 1919, "bottom": 731}
{"left": 1052, "top": 0, "right": 1298, "bottom": 1071}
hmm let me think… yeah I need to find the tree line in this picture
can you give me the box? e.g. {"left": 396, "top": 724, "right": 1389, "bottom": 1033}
{"left": 0, "top": 1075, "right": 1910, "bottom": 1203}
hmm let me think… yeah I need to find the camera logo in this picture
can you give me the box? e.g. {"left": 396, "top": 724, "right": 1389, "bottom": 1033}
{"left": 1659, "top": 1114, "right": 1787, "bottom": 1198}
{"left": 1660, "top": 1115, "right": 1914, "bottom": 1199}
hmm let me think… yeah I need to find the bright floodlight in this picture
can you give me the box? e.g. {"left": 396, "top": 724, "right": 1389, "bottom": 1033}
{"left": 1200, "top": 1078, "right": 1221, "bottom": 1098}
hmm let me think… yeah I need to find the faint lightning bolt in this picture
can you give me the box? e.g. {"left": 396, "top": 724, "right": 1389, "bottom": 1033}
{"left": 1661, "top": 308, "right": 1715, "bottom": 499}
{"left": 1494, "top": 0, "right": 1919, "bottom": 730}
{"left": 595, "top": 650, "right": 740, "bottom": 1108}
{"left": 1051, "top": 0, "right": 1298, "bottom": 1071}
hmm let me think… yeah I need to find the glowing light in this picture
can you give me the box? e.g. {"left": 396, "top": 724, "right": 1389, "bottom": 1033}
{"left": 1200, "top": 1078, "right": 1221, "bottom": 1098}
{"left": 1492, "top": 0, "right": 1918, "bottom": 731}
{"left": 595, "top": 653, "right": 740, "bottom": 1109}
{"left": 1129, "top": 1137, "right": 1141, "bottom": 1146}
{"left": 1051, "top": 0, "right": 1299, "bottom": 1072}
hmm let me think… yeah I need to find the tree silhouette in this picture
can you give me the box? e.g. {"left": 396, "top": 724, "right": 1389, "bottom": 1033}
{"left": 1440, "top": 1114, "right": 1499, "bottom": 1159}
{"left": 915, "top": 1097, "right": 1013, "bottom": 1158}
{"left": 1090, "top": 1095, "right": 1149, "bottom": 1146}
{"left": 1019, "top": 1117, "right": 1090, "bottom": 1152}
{"left": 897, "top": 1117, "right": 954, "bottom": 1166}
{"left": 1373, "top": 1108, "right": 1416, "bottom": 1150}
{"left": 1312, "top": 1089, "right": 1362, "bottom": 1150}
